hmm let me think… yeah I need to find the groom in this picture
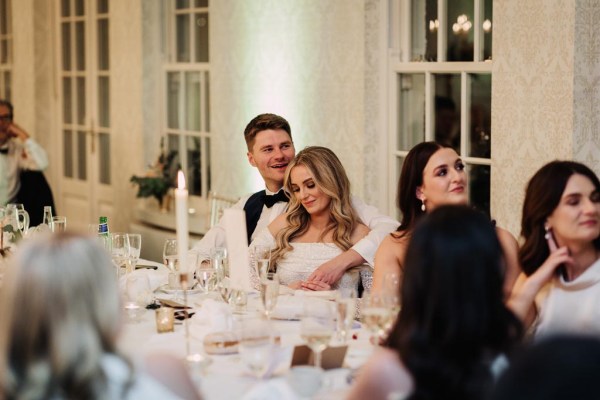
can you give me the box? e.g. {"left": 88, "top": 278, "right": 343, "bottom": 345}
{"left": 192, "top": 113, "right": 398, "bottom": 288}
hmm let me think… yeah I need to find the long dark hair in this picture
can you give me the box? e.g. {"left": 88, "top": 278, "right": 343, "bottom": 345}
{"left": 386, "top": 205, "right": 522, "bottom": 400}
{"left": 519, "top": 161, "right": 600, "bottom": 276}
{"left": 395, "top": 141, "right": 447, "bottom": 237}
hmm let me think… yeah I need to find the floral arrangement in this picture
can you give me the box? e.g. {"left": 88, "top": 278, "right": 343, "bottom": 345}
{"left": 130, "top": 138, "right": 179, "bottom": 207}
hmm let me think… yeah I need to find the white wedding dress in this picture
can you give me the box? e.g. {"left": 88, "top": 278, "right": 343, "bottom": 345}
{"left": 250, "top": 229, "right": 372, "bottom": 291}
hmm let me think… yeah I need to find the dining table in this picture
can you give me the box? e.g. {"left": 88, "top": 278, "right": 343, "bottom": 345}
{"left": 118, "top": 261, "right": 376, "bottom": 400}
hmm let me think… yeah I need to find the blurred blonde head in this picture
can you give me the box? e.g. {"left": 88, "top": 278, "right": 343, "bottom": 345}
{"left": 0, "top": 233, "right": 124, "bottom": 399}
{"left": 271, "top": 146, "right": 360, "bottom": 267}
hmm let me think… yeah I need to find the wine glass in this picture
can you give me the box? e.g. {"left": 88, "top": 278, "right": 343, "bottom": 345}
{"left": 252, "top": 245, "right": 271, "bottom": 279}
{"left": 335, "top": 287, "right": 357, "bottom": 343}
{"left": 260, "top": 272, "right": 279, "bottom": 319}
{"left": 300, "top": 298, "right": 335, "bottom": 370}
{"left": 111, "top": 233, "right": 130, "bottom": 278}
{"left": 238, "top": 318, "right": 273, "bottom": 379}
{"left": 196, "top": 265, "right": 215, "bottom": 294}
{"left": 163, "top": 239, "right": 178, "bottom": 272}
{"left": 361, "top": 292, "right": 391, "bottom": 346}
{"left": 126, "top": 233, "right": 142, "bottom": 272}
{"left": 211, "top": 246, "right": 228, "bottom": 283}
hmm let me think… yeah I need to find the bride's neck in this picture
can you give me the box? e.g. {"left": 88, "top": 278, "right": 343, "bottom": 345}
{"left": 309, "top": 211, "right": 331, "bottom": 231}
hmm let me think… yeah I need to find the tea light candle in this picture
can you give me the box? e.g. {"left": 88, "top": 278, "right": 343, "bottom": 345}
{"left": 123, "top": 301, "right": 144, "bottom": 322}
{"left": 155, "top": 307, "right": 175, "bottom": 333}
{"left": 175, "top": 170, "right": 189, "bottom": 274}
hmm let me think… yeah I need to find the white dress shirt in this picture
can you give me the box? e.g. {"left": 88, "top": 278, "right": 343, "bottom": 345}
{"left": 0, "top": 137, "right": 49, "bottom": 205}
{"left": 191, "top": 188, "right": 399, "bottom": 268}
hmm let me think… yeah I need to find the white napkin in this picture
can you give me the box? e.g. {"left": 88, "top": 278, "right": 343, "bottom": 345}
{"left": 190, "top": 299, "right": 233, "bottom": 339}
{"left": 293, "top": 289, "right": 337, "bottom": 300}
{"left": 241, "top": 379, "right": 299, "bottom": 400}
{"left": 271, "top": 295, "right": 303, "bottom": 320}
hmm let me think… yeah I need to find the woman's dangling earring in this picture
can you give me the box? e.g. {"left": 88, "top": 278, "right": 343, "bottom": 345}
{"left": 421, "top": 200, "right": 426, "bottom": 212}
{"left": 544, "top": 224, "right": 551, "bottom": 240}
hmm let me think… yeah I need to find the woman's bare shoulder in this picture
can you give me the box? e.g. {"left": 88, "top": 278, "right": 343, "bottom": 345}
{"left": 350, "top": 223, "right": 371, "bottom": 244}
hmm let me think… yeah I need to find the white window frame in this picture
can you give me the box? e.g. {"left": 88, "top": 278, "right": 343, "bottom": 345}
{"left": 388, "top": 0, "right": 492, "bottom": 215}
{"left": 163, "top": 0, "right": 210, "bottom": 199}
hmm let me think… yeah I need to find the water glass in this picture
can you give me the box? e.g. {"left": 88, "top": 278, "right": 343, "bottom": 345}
{"left": 260, "top": 272, "right": 279, "bottom": 319}
{"left": 211, "top": 246, "right": 228, "bottom": 283}
{"left": 300, "top": 298, "right": 335, "bottom": 370}
{"left": 126, "top": 233, "right": 142, "bottom": 271}
{"left": 51, "top": 216, "right": 67, "bottom": 233}
{"left": 196, "top": 266, "right": 215, "bottom": 294}
{"left": 238, "top": 319, "right": 273, "bottom": 379}
{"left": 111, "top": 233, "right": 130, "bottom": 278}
{"left": 126, "top": 274, "right": 153, "bottom": 306}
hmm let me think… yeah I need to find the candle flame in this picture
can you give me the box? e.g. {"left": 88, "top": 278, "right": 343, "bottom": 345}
{"left": 177, "top": 170, "right": 186, "bottom": 190}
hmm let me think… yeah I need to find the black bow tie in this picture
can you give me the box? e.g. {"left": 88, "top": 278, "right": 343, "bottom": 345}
{"left": 0, "top": 147, "right": 8, "bottom": 154}
{"left": 262, "top": 190, "right": 289, "bottom": 208}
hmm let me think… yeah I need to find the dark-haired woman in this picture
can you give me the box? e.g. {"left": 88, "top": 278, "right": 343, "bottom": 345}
{"left": 508, "top": 161, "right": 600, "bottom": 335}
{"left": 372, "top": 142, "right": 520, "bottom": 297}
{"left": 348, "top": 205, "right": 522, "bottom": 400}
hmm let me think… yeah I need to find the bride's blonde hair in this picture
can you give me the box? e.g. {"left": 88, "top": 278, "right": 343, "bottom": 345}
{"left": 270, "top": 146, "right": 360, "bottom": 268}
{"left": 0, "top": 233, "right": 130, "bottom": 399}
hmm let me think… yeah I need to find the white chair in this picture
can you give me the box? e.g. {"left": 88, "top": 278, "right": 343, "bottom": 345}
{"left": 208, "top": 191, "right": 239, "bottom": 228}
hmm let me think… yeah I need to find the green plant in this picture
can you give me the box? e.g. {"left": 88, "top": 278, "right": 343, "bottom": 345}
{"left": 130, "top": 141, "right": 179, "bottom": 205}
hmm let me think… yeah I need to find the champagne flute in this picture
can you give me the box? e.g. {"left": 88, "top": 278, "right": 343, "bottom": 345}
{"left": 300, "top": 298, "right": 335, "bottom": 370}
{"left": 111, "top": 233, "right": 130, "bottom": 278}
{"left": 163, "top": 239, "right": 178, "bottom": 272}
{"left": 260, "top": 272, "right": 279, "bottom": 319}
{"left": 253, "top": 245, "right": 271, "bottom": 279}
{"left": 126, "top": 233, "right": 142, "bottom": 272}
{"left": 211, "top": 246, "right": 228, "bottom": 283}
{"left": 361, "top": 292, "right": 391, "bottom": 346}
{"left": 335, "top": 288, "right": 357, "bottom": 343}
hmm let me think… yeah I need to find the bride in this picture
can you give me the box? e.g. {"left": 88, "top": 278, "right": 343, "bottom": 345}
{"left": 250, "top": 146, "right": 370, "bottom": 291}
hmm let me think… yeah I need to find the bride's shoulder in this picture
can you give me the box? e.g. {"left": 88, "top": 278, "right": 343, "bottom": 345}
{"left": 350, "top": 222, "right": 370, "bottom": 243}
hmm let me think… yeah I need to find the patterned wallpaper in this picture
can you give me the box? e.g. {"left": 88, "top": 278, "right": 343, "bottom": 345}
{"left": 492, "top": 0, "right": 600, "bottom": 238}
{"left": 210, "top": 0, "right": 368, "bottom": 200}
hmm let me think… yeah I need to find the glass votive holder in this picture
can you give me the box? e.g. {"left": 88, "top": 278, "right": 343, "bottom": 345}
{"left": 123, "top": 301, "right": 145, "bottom": 323}
{"left": 155, "top": 307, "right": 175, "bottom": 333}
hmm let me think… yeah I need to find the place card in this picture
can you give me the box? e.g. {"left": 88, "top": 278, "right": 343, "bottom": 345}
{"left": 290, "top": 345, "right": 348, "bottom": 370}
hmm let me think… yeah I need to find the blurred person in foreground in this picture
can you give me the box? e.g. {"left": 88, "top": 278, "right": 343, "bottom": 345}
{"left": 348, "top": 205, "right": 522, "bottom": 400}
{"left": 0, "top": 233, "right": 201, "bottom": 399}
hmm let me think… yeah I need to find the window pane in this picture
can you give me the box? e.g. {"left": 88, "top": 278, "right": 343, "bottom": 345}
{"left": 74, "top": 0, "right": 84, "bottom": 16}
{"left": 176, "top": 0, "right": 189, "bottom": 9}
{"left": 75, "top": 21, "right": 85, "bottom": 70}
{"left": 398, "top": 74, "right": 425, "bottom": 151}
{"left": 77, "top": 77, "right": 85, "bottom": 124}
{"left": 166, "top": 134, "right": 181, "bottom": 182}
{"left": 0, "top": 40, "right": 6, "bottom": 64}
{"left": 77, "top": 130, "right": 87, "bottom": 180}
{"left": 98, "top": 133, "right": 110, "bottom": 184}
{"left": 167, "top": 72, "right": 181, "bottom": 129}
{"left": 186, "top": 135, "right": 201, "bottom": 196}
{"left": 194, "top": 13, "right": 209, "bottom": 62}
{"left": 62, "top": 23, "right": 71, "bottom": 71}
{"left": 4, "top": 71, "right": 10, "bottom": 101}
{"left": 469, "top": 164, "right": 490, "bottom": 218}
{"left": 64, "top": 130, "right": 73, "bottom": 178}
{"left": 61, "top": 0, "right": 70, "bottom": 17}
{"left": 483, "top": 0, "right": 493, "bottom": 60}
{"left": 434, "top": 74, "right": 460, "bottom": 152}
{"left": 205, "top": 136, "right": 211, "bottom": 193}
{"left": 195, "top": 0, "right": 208, "bottom": 7}
{"left": 63, "top": 77, "right": 72, "bottom": 123}
{"left": 97, "top": 19, "right": 109, "bottom": 70}
{"left": 411, "top": 0, "right": 437, "bottom": 61}
{"left": 469, "top": 74, "right": 491, "bottom": 158}
{"left": 0, "top": 0, "right": 6, "bottom": 35}
{"left": 176, "top": 14, "right": 190, "bottom": 62}
{"left": 98, "top": 76, "right": 110, "bottom": 127}
{"left": 395, "top": 156, "right": 405, "bottom": 221}
{"left": 185, "top": 72, "right": 200, "bottom": 131}
{"left": 98, "top": 0, "right": 108, "bottom": 14}
{"left": 447, "top": 4, "right": 474, "bottom": 61}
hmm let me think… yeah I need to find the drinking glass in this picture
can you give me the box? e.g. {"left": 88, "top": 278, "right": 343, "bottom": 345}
{"left": 260, "top": 272, "right": 279, "bottom": 319}
{"left": 126, "top": 274, "right": 153, "bottom": 306}
{"left": 335, "top": 288, "right": 357, "bottom": 343}
{"left": 196, "top": 265, "right": 215, "bottom": 294}
{"left": 51, "top": 216, "right": 67, "bottom": 233}
{"left": 9, "top": 203, "right": 30, "bottom": 233}
{"left": 163, "top": 239, "right": 178, "bottom": 272}
{"left": 238, "top": 318, "right": 273, "bottom": 379}
{"left": 111, "top": 233, "right": 130, "bottom": 278}
{"left": 126, "top": 233, "right": 142, "bottom": 272}
{"left": 218, "top": 281, "right": 234, "bottom": 304}
{"left": 211, "top": 246, "right": 228, "bottom": 283}
{"left": 300, "top": 298, "right": 335, "bottom": 370}
{"left": 382, "top": 272, "right": 401, "bottom": 331}
{"left": 361, "top": 292, "right": 391, "bottom": 346}
{"left": 252, "top": 245, "right": 271, "bottom": 279}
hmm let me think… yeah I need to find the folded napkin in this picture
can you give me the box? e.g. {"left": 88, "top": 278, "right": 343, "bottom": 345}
{"left": 271, "top": 295, "right": 303, "bottom": 320}
{"left": 190, "top": 299, "right": 233, "bottom": 339}
{"left": 119, "top": 266, "right": 169, "bottom": 293}
{"left": 293, "top": 289, "right": 337, "bottom": 300}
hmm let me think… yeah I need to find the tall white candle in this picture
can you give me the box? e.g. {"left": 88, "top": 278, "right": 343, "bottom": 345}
{"left": 175, "top": 170, "right": 189, "bottom": 273}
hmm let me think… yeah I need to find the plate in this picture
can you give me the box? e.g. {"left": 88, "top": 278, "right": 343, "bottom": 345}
{"left": 158, "top": 285, "right": 204, "bottom": 295}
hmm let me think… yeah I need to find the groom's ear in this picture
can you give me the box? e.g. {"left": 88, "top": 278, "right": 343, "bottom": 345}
{"left": 247, "top": 151, "right": 257, "bottom": 167}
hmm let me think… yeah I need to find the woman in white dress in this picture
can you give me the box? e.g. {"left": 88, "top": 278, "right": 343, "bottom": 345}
{"left": 251, "top": 146, "right": 370, "bottom": 291}
{"left": 508, "top": 161, "right": 600, "bottom": 336}
{"left": 0, "top": 233, "right": 201, "bottom": 400}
